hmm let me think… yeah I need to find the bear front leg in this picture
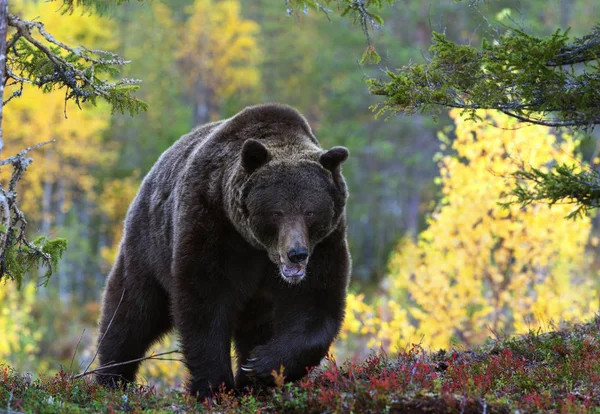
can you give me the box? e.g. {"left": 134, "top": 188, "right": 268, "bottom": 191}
{"left": 233, "top": 297, "right": 274, "bottom": 391}
{"left": 241, "top": 284, "right": 346, "bottom": 385}
{"left": 172, "top": 244, "right": 237, "bottom": 400}
{"left": 173, "top": 280, "right": 236, "bottom": 399}
{"left": 242, "top": 228, "right": 350, "bottom": 385}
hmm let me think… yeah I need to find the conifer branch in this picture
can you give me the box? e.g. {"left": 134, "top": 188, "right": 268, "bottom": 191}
{"left": 6, "top": 12, "right": 147, "bottom": 116}
{"left": 369, "top": 27, "right": 600, "bottom": 130}
{"left": 368, "top": 21, "right": 600, "bottom": 218}
{"left": 503, "top": 164, "right": 600, "bottom": 220}
{"left": 0, "top": 2, "right": 147, "bottom": 285}
{"left": 0, "top": 194, "right": 10, "bottom": 263}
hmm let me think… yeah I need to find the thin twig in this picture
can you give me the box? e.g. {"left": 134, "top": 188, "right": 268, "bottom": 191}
{"left": 73, "top": 349, "right": 182, "bottom": 379}
{"left": 81, "top": 288, "right": 126, "bottom": 376}
{"left": 5, "top": 32, "right": 20, "bottom": 52}
{"left": 69, "top": 328, "right": 86, "bottom": 373}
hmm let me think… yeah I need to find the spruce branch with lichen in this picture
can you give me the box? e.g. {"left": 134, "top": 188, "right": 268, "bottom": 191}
{"left": 6, "top": 12, "right": 147, "bottom": 116}
{"left": 0, "top": 141, "right": 67, "bottom": 286}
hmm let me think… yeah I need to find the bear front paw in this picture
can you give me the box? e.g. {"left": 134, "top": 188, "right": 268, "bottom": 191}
{"left": 239, "top": 347, "right": 282, "bottom": 386}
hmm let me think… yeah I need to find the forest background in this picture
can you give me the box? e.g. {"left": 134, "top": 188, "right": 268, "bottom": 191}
{"left": 2, "top": 0, "right": 600, "bottom": 389}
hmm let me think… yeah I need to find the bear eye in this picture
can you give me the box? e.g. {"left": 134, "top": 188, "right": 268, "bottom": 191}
{"left": 305, "top": 211, "right": 315, "bottom": 218}
{"left": 272, "top": 212, "right": 282, "bottom": 218}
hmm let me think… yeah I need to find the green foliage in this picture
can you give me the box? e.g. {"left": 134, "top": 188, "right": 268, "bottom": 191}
{"left": 368, "top": 19, "right": 600, "bottom": 218}
{"left": 368, "top": 26, "right": 600, "bottom": 129}
{"left": 36, "top": 237, "right": 69, "bottom": 284}
{"left": 3, "top": 234, "right": 68, "bottom": 288}
{"left": 103, "top": 83, "right": 148, "bottom": 116}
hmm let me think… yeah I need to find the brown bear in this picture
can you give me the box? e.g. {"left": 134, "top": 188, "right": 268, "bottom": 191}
{"left": 95, "top": 103, "right": 350, "bottom": 399}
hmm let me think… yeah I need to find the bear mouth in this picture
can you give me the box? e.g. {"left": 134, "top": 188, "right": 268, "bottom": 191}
{"left": 280, "top": 263, "right": 305, "bottom": 283}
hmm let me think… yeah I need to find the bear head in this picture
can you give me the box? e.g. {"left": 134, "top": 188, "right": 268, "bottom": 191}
{"left": 241, "top": 139, "right": 349, "bottom": 284}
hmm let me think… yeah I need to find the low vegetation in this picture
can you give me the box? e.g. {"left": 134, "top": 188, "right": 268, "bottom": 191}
{"left": 2, "top": 316, "right": 599, "bottom": 413}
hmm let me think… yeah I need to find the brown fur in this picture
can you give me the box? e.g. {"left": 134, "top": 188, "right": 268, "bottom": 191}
{"left": 96, "top": 104, "right": 351, "bottom": 399}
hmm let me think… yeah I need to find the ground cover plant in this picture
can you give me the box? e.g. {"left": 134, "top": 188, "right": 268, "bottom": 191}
{"left": 1, "top": 316, "right": 599, "bottom": 413}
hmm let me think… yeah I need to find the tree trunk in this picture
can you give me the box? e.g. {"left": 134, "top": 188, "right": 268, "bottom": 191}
{"left": 405, "top": 192, "right": 421, "bottom": 239}
{"left": 41, "top": 178, "right": 52, "bottom": 235}
{"left": 56, "top": 178, "right": 65, "bottom": 228}
{"left": 0, "top": 0, "right": 7, "bottom": 157}
{"left": 193, "top": 79, "right": 216, "bottom": 126}
{"left": 79, "top": 197, "right": 90, "bottom": 304}
{"left": 560, "top": 0, "right": 572, "bottom": 29}
{"left": 0, "top": 0, "right": 9, "bottom": 258}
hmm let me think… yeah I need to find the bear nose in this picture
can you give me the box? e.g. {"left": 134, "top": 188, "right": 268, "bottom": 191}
{"left": 287, "top": 247, "right": 309, "bottom": 264}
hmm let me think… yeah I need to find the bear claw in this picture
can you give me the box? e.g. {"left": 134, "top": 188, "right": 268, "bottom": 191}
{"left": 241, "top": 365, "right": 253, "bottom": 372}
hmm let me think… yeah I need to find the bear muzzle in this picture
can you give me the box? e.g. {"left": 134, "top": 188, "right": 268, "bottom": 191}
{"left": 277, "top": 222, "right": 309, "bottom": 283}
{"left": 280, "top": 247, "right": 309, "bottom": 283}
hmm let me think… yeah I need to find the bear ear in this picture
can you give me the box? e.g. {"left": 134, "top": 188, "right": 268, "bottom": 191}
{"left": 241, "top": 139, "right": 270, "bottom": 173}
{"left": 319, "top": 146, "right": 349, "bottom": 172}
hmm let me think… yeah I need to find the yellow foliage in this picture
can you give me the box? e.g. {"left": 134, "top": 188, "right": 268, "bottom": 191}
{"left": 98, "top": 0, "right": 262, "bottom": 268}
{"left": 137, "top": 334, "right": 187, "bottom": 389}
{"left": 178, "top": 0, "right": 262, "bottom": 113}
{"left": 0, "top": 282, "right": 43, "bottom": 368}
{"left": 9, "top": 0, "right": 118, "bottom": 50}
{"left": 340, "top": 293, "right": 373, "bottom": 339}
{"left": 99, "top": 175, "right": 140, "bottom": 268}
{"left": 3, "top": 0, "right": 116, "bottom": 221}
{"left": 337, "top": 110, "right": 598, "bottom": 353}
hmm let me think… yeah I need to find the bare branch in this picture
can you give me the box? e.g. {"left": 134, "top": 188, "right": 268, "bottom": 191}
{"left": 5, "top": 32, "right": 20, "bottom": 52}
{"left": 0, "top": 139, "right": 55, "bottom": 167}
{"left": 73, "top": 349, "right": 182, "bottom": 380}
{"left": 0, "top": 139, "right": 60, "bottom": 278}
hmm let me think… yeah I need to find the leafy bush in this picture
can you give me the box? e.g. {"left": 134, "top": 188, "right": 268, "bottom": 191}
{"left": 337, "top": 110, "right": 598, "bottom": 353}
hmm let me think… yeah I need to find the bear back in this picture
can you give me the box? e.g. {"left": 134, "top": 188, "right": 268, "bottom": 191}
{"left": 217, "top": 104, "right": 317, "bottom": 143}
